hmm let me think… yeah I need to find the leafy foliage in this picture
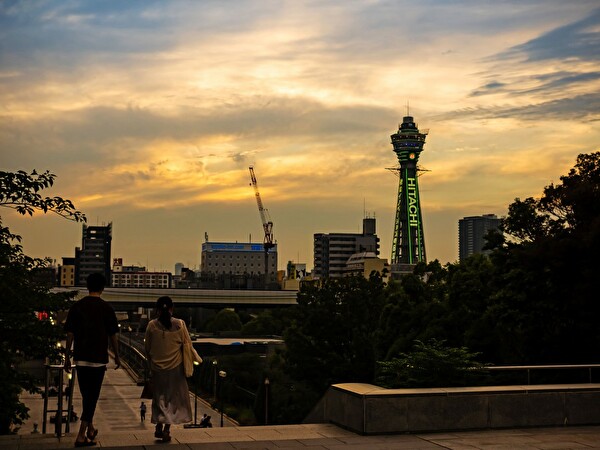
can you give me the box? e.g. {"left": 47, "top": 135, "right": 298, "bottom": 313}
{"left": 0, "top": 170, "right": 85, "bottom": 434}
{"left": 0, "top": 170, "right": 85, "bottom": 222}
{"left": 283, "top": 273, "right": 387, "bottom": 393}
{"left": 377, "top": 339, "right": 487, "bottom": 388}
{"left": 205, "top": 309, "right": 243, "bottom": 333}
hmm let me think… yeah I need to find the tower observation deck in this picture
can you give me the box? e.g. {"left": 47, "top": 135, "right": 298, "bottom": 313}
{"left": 390, "top": 116, "right": 428, "bottom": 268}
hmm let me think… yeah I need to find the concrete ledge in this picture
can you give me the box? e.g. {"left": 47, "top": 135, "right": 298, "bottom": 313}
{"left": 310, "top": 383, "right": 600, "bottom": 434}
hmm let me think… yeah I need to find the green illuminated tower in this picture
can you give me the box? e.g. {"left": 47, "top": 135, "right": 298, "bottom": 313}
{"left": 390, "top": 116, "right": 427, "bottom": 267}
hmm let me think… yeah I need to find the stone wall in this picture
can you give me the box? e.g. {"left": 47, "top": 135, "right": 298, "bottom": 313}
{"left": 305, "top": 383, "right": 600, "bottom": 434}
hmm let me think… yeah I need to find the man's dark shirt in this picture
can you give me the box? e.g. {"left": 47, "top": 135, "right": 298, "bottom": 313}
{"left": 64, "top": 295, "right": 119, "bottom": 364}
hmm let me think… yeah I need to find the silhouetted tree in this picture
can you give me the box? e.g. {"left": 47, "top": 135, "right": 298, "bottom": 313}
{"left": 0, "top": 170, "right": 85, "bottom": 434}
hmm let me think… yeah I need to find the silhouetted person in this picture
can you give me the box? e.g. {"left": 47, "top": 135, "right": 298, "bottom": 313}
{"left": 64, "top": 273, "right": 121, "bottom": 447}
{"left": 140, "top": 402, "right": 147, "bottom": 422}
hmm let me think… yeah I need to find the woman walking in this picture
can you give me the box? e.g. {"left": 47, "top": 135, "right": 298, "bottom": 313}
{"left": 144, "top": 296, "right": 199, "bottom": 442}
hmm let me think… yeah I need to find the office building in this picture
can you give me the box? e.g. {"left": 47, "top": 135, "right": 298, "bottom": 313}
{"left": 459, "top": 214, "right": 501, "bottom": 261}
{"left": 110, "top": 258, "right": 171, "bottom": 288}
{"left": 75, "top": 223, "right": 112, "bottom": 286}
{"left": 59, "top": 257, "right": 76, "bottom": 287}
{"left": 314, "top": 217, "right": 380, "bottom": 279}
{"left": 111, "top": 271, "right": 171, "bottom": 288}
{"left": 390, "top": 115, "right": 428, "bottom": 273}
{"left": 201, "top": 242, "right": 277, "bottom": 277}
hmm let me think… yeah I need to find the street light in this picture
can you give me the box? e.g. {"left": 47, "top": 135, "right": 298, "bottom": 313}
{"left": 264, "top": 377, "right": 270, "bottom": 425}
{"left": 218, "top": 370, "right": 227, "bottom": 427}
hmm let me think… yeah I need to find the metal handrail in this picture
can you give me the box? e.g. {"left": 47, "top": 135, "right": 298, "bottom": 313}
{"left": 487, "top": 364, "right": 600, "bottom": 385}
{"left": 117, "top": 335, "right": 149, "bottom": 383}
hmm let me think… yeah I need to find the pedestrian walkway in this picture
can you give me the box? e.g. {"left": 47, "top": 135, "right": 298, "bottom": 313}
{"left": 15, "top": 364, "right": 235, "bottom": 437}
{"left": 7, "top": 366, "right": 600, "bottom": 449}
{"left": 4, "top": 423, "right": 600, "bottom": 449}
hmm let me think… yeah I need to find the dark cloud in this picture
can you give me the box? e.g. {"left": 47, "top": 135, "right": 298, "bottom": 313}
{"left": 470, "top": 71, "right": 600, "bottom": 97}
{"left": 0, "top": 97, "right": 396, "bottom": 167}
{"left": 470, "top": 81, "right": 506, "bottom": 97}
{"left": 436, "top": 92, "right": 600, "bottom": 122}
{"left": 494, "top": 7, "right": 600, "bottom": 63}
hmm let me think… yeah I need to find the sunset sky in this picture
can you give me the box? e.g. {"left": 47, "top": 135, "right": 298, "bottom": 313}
{"left": 1, "top": 1, "right": 599, "bottom": 272}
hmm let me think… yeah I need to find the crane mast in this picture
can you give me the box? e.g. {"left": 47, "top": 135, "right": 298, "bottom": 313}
{"left": 249, "top": 166, "right": 274, "bottom": 251}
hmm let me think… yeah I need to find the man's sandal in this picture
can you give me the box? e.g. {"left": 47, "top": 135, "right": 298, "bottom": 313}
{"left": 86, "top": 429, "right": 98, "bottom": 441}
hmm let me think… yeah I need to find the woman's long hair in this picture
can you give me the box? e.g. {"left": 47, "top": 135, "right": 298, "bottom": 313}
{"left": 156, "top": 296, "right": 173, "bottom": 330}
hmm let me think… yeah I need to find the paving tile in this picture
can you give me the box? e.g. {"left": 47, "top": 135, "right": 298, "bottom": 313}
{"left": 187, "top": 443, "right": 236, "bottom": 450}
{"left": 230, "top": 441, "right": 283, "bottom": 449}
{"left": 98, "top": 447, "right": 157, "bottom": 450}
{"left": 297, "top": 438, "right": 345, "bottom": 446}
{"left": 272, "top": 439, "right": 321, "bottom": 448}
{"left": 533, "top": 442, "right": 594, "bottom": 449}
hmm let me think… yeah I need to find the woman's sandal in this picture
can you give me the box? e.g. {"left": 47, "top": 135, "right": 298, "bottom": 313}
{"left": 74, "top": 438, "right": 97, "bottom": 447}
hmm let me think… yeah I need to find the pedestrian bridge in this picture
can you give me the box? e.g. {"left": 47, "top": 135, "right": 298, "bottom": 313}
{"left": 53, "top": 287, "right": 298, "bottom": 308}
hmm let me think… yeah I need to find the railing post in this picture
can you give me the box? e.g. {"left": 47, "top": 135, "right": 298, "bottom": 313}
{"left": 42, "top": 363, "right": 50, "bottom": 434}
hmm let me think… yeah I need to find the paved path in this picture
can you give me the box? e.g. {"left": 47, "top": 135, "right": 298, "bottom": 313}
{"left": 16, "top": 364, "right": 235, "bottom": 436}
{"left": 4, "top": 423, "right": 600, "bottom": 449}
{"left": 7, "top": 366, "right": 600, "bottom": 449}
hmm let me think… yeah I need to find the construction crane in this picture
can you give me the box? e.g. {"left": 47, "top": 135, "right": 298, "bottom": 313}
{"left": 249, "top": 166, "right": 274, "bottom": 286}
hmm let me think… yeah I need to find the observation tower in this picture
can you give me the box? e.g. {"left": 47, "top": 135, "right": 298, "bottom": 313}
{"left": 390, "top": 115, "right": 428, "bottom": 268}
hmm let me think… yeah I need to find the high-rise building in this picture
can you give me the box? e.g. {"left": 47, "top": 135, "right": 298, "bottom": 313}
{"left": 75, "top": 223, "right": 112, "bottom": 286}
{"left": 390, "top": 116, "right": 428, "bottom": 273}
{"left": 174, "top": 262, "right": 184, "bottom": 276}
{"left": 458, "top": 214, "right": 501, "bottom": 261}
{"left": 313, "top": 217, "right": 379, "bottom": 279}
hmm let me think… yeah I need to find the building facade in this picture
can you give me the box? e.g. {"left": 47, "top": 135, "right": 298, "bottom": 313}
{"left": 59, "top": 257, "right": 76, "bottom": 287}
{"left": 314, "top": 217, "right": 379, "bottom": 279}
{"left": 458, "top": 214, "right": 501, "bottom": 261}
{"left": 390, "top": 116, "right": 428, "bottom": 272}
{"left": 111, "top": 271, "right": 171, "bottom": 288}
{"left": 344, "top": 252, "right": 389, "bottom": 281}
{"left": 75, "top": 223, "right": 112, "bottom": 286}
{"left": 201, "top": 242, "right": 277, "bottom": 276}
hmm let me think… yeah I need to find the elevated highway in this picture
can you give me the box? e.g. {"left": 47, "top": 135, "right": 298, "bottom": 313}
{"left": 53, "top": 287, "right": 298, "bottom": 308}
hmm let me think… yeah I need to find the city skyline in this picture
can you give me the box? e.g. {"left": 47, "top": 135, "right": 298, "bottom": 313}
{"left": 1, "top": 1, "right": 599, "bottom": 271}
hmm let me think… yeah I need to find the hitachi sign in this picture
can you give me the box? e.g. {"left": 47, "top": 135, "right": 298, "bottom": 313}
{"left": 407, "top": 177, "right": 419, "bottom": 227}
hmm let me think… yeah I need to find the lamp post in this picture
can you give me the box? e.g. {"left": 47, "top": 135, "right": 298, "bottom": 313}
{"left": 218, "top": 370, "right": 227, "bottom": 427}
{"left": 212, "top": 360, "right": 218, "bottom": 401}
{"left": 264, "top": 377, "right": 270, "bottom": 425}
{"left": 184, "top": 361, "right": 202, "bottom": 428}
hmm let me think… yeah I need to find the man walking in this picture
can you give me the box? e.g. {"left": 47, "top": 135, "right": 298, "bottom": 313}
{"left": 64, "top": 273, "right": 121, "bottom": 447}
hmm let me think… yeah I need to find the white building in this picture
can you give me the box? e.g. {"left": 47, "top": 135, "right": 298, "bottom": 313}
{"left": 111, "top": 271, "right": 171, "bottom": 288}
